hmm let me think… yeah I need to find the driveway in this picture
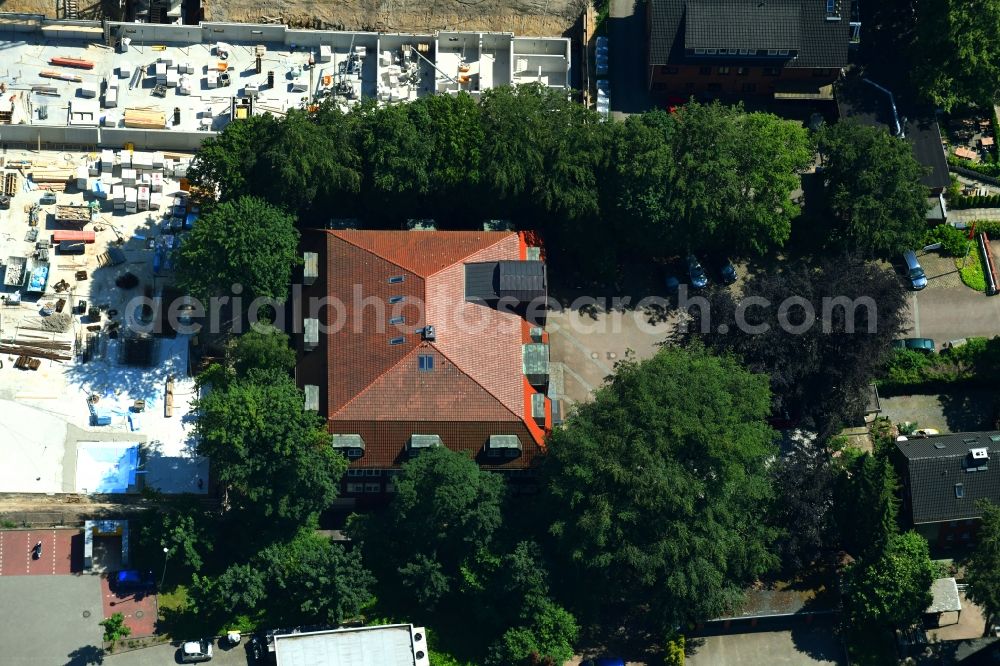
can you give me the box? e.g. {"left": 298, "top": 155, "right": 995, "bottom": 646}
{"left": 608, "top": 0, "right": 654, "bottom": 117}
{"left": 104, "top": 638, "right": 255, "bottom": 665}
{"left": 687, "top": 627, "right": 846, "bottom": 665}
{"left": 0, "top": 575, "right": 103, "bottom": 666}
{"left": 879, "top": 390, "right": 996, "bottom": 433}
{"left": 907, "top": 288, "right": 1000, "bottom": 343}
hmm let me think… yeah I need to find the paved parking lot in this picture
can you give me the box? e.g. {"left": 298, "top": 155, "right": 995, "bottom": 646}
{"left": 0, "top": 574, "right": 103, "bottom": 666}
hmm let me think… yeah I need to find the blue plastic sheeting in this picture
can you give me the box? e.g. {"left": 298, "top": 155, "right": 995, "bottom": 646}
{"left": 76, "top": 442, "right": 140, "bottom": 493}
{"left": 28, "top": 265, "right": 48, "bottom": 291}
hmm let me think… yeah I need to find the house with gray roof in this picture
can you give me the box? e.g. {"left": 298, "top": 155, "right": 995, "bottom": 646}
{"left": 894, "top": 432, "right": 1000, "bottom": 547}
{"left": 647, "top": 0, "right": 851, "bottom": 100}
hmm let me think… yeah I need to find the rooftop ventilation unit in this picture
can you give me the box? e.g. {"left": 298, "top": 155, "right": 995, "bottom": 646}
{"left": 422, "top": 325, "right": 436, "bottom": 342}
{"left": 971, "top": 448, "right": 990, "bottom": 460}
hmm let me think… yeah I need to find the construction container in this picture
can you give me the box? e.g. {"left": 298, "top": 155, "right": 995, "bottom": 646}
{"left": 75, "top": 165, "right": 89, "bottom": 189}
{"left": 121, "top": 168, "right": 135, "bottom": 186}
{"left": 52, "top": 230, "right": 96, "bottom": 243}
{"left": 138, "top": 186, "right": 150, "bottom": 211}
{"left": 125, "top": 187, "right": 137, "bottom": 213}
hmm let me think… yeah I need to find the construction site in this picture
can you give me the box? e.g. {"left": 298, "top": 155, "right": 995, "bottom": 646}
{"left": 0, "top": 14, "right": 572, "bottom": 151}
{"left": 0, "top": 146, "right": 208, "bottom": 498}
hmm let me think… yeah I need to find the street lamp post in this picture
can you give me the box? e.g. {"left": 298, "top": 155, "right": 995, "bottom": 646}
{"left": 159, "top": 547, "right": 170, "bottom": 589}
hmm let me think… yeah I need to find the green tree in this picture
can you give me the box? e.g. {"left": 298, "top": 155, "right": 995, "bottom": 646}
{"left": 194, "top": 373, "right": 347, "bottom": 528}
{"left": 543, "top": 345, "right": 779, "bottom": 632}
{"left": 229, "top": 324, "right": 296, "bottom": 377}
{"left": 665, "top": 635, "right": 686, "bottom": 665}
{"left": 817, "top": 121, "right": 930, "bottom": 257}
{"left": 140, "top": 507, "right": 213, "bottom": 573}
{"left": 175, "top": 196, "right": 299, "bottom": 304}
{"left": 100, "top": 612, "right": 132, "bottom": 642}
{"left": 911, "top": 0, "right": 1000, "bottom": 111}
{"left": 965, "top": 500, "right": 1000, "bottom": 631}
{"left": 486, "top": 596, "right": 578, "bottom": 666}
{"left": 835, "top": 452, "right": 900, "bottom": 558}
{"left": 349, "top": 446, "right": 505, "bottom": 612}
{"left": 257, "top": 528, "right": 375, "bottom": 626}
{"left": 190, "top": 564, "right": 267, "bottom": 622}
{"left": 843, "top": 531, "right": 934, "bottom": 627}
{"left": 188, "top": 115, "right": 280, "bottom": 201}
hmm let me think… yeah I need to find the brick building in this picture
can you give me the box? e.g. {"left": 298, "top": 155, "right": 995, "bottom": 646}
{"left": 647, "top": 0, "right": 851, "bottom": 101}
{"left": 294, "top": 230, "right": 551, "bottom": 504}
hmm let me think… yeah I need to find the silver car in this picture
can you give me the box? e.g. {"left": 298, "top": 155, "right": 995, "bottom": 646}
{"left": 180, "top": 639, "right": 213, "bottom": 663}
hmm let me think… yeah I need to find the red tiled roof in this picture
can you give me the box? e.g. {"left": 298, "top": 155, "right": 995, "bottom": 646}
{"left": 302, "top": 230, "right": 548, "bottom": 469}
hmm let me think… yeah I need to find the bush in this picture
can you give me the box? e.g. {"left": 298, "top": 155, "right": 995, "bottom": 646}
{"left": 100, "top": 613, "right": 132, "bottom": 642}
{"left": 925, "top": 224, "right": 972, "bottom": 256}
{"left": 880, "top": 336, "right": 1000, "bottom": 390}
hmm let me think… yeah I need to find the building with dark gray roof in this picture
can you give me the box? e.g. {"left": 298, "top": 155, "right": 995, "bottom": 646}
{"left": 647, "top": 0, "right": 851, "bottom": 99}
{"left": 894, "top": 431, "right": 1000, "bottom": 547}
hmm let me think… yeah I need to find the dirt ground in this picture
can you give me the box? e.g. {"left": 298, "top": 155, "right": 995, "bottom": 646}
{"left": 0, "top": 0, "right": 587, "bottom": 37}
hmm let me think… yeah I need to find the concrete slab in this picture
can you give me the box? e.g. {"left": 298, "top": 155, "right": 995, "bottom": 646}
{"left": 907, "top": 287, "right": 1000, "bottom": 343}
{"left": 880, "top": 390, "right": 996, "bottom": 434}
{"left": 688, "top": 628, "right": 846, "bottom": 666}
{"left": 0, "top": 574, "right": 103, "bottom": 666}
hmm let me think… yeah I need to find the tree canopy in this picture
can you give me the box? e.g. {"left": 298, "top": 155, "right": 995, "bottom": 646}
{"left": 349, "top": 445, "right": 505, "bottom": 612}
{"left": 911, "top": 0, "right": 1000, "bottom": 112}
{"left": 680, "top": 255, "right": 909, "bottom": 439}
{"left": 816, "top": 121, "right": 930, "bottom": 258}
{"left": 965, "top": 500, "right": 1000, "bottom": 629}
{"left": 194, "top": 372, "right": 346, "bottom": 529}
{"left": 843, "top": 531, "right": 934, "bottom": 627}
{"left": 189, "top": 88, "right": 816, "bottom": 280}
{"left": 174, "top": 196, "right": 299, "bottom": 305}
{"left": 542, "top": 344, "right": 779, "bottom": 632}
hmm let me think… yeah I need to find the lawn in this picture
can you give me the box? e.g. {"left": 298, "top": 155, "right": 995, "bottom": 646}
{"left": 957, "top": 251, "right": 987, "bottom": 291}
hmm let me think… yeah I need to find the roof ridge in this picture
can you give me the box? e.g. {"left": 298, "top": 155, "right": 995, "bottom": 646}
{"left": 331, "top": 343, "right": 422, "bottom": 418}
{"left": 428, "top": 341, "right": 526, "bottom": 423}
{"left": 328, "top": 230, "right": 413, "bottom": 276}
{"left": 423, "top": 232, "right": 515, "bottom": 280}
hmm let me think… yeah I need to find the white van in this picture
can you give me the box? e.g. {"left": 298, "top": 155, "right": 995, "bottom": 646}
{"left": 903, "top": 250, "right": 928, "bottom": 290}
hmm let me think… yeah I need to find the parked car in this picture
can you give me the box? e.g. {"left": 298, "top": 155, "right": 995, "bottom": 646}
{"left": 903, "top": 250, "right": 928, "bottom": 290}
{"left": 892, "top": 338, "right": 936, "bottom": 353}
{"left": 582, "top": 658, "right": 626, "bottom": 666}
{"left": 39, "top": 192, "right": 57, "bottom": 205}
{"left": 180, "top": 639, "right": 213, "bottom": 663}
{"left": 718, "top": 257, "right": 738, "bottom": 285}
{"left": 111, "top": 569, "right": 154, "bottom": 591}
{"left": 687, "top": 254, "right": 709, "bottom": 288}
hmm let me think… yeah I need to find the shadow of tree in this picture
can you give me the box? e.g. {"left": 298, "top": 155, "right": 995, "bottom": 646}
{"left": 939, "top": 389, "right": 998, "bottom": 432}
{"left": 64, "top": 644, "right": 104, "bottom": 666}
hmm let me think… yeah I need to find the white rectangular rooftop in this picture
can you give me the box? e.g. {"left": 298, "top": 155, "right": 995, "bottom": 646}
{"left": 273, "top": 624, "right": 429, "bottom": 666}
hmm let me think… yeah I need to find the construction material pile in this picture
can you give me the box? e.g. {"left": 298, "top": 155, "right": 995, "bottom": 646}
{"left": 0, "top": 336, "right": 73, "bottom": 361}
{"left": 20, "top": 312, "right": 73, "bottom": 333}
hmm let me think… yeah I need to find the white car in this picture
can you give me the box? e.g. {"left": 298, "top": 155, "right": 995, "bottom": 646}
{"left": 180, "top": 639, "right": 213, "bottom": 663}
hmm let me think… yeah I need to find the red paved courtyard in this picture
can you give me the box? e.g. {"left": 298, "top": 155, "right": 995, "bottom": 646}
{"left": 101, "top": 575, "right": 158, "bottom": 636}
{"left": 0, "top": 528, "right": 80, "bottom": 576}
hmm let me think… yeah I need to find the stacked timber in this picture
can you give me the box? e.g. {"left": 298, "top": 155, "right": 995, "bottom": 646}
{"left": 124, "top": 108, "right": 166, "bottom": 129}
{"left": 29, "top": 166, "right": 74, "bottom": 183}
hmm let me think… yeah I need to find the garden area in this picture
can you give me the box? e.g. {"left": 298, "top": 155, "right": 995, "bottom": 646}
{"left": 880, "top": 336, "right": 1000, "bottom": 394}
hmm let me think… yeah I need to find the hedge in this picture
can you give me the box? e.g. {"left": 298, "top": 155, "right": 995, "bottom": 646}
{"left": 948, "top": 154, "right": 1000, "bottom": 178}
{"left": 879, "top": 336, "right": 1000, "bottom": 393}
{"left": 947, "top": 193, "right": 1000, "bottom": 209}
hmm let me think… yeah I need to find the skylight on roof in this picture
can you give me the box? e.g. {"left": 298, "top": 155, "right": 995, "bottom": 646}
{"left": 388, "top": 275, "right": 405, "bottom": 284}
{"left": 955, "top": 483, "right": 964, "bottom": 499}
{"left": 389, "top": 296, "right": 405, "bottom": 304}
{"left": 390, "top": 316, "right": 405, "bottom": 325}
{"left": 389, "top": 337, "right": 405, "bottom": 345}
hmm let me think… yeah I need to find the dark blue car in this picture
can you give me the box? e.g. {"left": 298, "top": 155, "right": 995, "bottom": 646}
{"left": 112, "top": 570, "right": 154, "bottom": 591}
{"left": 582, "top": 659, "right": 626, "bottom": 666}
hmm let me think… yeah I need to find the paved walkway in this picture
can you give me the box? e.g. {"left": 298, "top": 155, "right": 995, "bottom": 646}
{"left": 102, "top": 576, "right": 158, "bottom": 637}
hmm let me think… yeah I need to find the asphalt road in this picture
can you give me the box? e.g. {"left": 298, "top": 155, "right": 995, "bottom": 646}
{"left": 608, "top": 0, "right": 654, "bottom": 118}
